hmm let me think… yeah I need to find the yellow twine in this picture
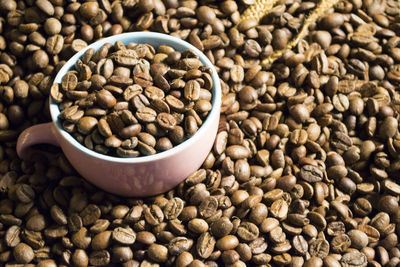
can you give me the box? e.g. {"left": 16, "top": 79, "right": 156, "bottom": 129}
{"left": 238, "top": 0, "right": 279, "bottom": 24}
{"left": 261, "top": 0, "right": 342, "bottom": 67}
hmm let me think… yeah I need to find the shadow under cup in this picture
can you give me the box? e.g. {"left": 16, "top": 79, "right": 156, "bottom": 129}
{"left": 21, "top": 32, "right": 221, "bottom": 197}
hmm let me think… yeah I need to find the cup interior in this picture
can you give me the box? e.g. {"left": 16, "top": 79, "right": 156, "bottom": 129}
{"left": 50, "top": 32, "right": 221, "bottom": 163}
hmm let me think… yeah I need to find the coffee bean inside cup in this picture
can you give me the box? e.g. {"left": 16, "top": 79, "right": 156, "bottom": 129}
{"left": 52, "top": 42, "right": 213, "bottom": 157}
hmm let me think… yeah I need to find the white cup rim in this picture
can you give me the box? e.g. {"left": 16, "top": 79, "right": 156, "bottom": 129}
{"left": 50, "top": 32, "right": 221, "bottom": 163}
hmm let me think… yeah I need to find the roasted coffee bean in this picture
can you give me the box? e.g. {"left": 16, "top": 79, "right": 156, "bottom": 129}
{"left": 210, "top": 217, "right": 233, "bottom": 238}
{"left": 196, "top": 231, "right": 216, "bottom": 258}
{"left": 184, "top": 80, "right": 201, "bottom": 101}
{"left": 237, "top": 222, "right": 259, "bottom": 241}
{"left": 331, "top": 233, "right": 351, "bottom": 253}
{"left": 270, "top": 199, "right": 289, "bottom": 220}
{"left": 358, "top": 224, "right": 380, "bottom": 244}
{"left": 71, "top": 227, "right": 91, "bottom": 249}
{"left": 292, "top": 235, "right": 308, "bottom": 255}
{"left": 199, "top": 196, "right": 218, "bottom": 218}
{"left": 91, "top": 231, "right": 111, "bottom": 250}
{"left": 340, "top": 251, "right": 367, "bottom": 267}
{"left": 89, "top": 250, "right": 110, "bottom": 266}
{"left": 13, "top": 242, "right": 34, "bottom": 263}
{"left": 157, "top": 112, "right": 176, "bottom": 130}
{"left": 300, "top": 165, "right": 323, "bottom": 182}
{"left": 148, "top": 243, "right": 168, "bottom": 263}
{"left": 188, "top": 218, "right": 209, "bottom": 234}
{"left": 136, "top": 231, "right": 156, "bottom": 245}
{"left": 216, "top": 235, "right": 239, "bottom": 251}
{"left": 112, "top": 227, "right": 136, "bottom": 245}
{"left": 5, "top": 225, "right": 21, "bottom": 247}
{"left": 96, "top": 89, "right": 116, "bottom": 109}
{"left": 309, "top": 238, "right": 330, "bottom": 258}
{"left": 80, "top": 204, "right": 101, "bottom": 226}
{"left": 348, "top": 229, "right": 368, "bottom": 249}
{"left": 164, "top": 197, "right": 184, "bottom": 220}
{"left": 26, "top": 214, "right": 46, "bottom": 231}
{"left": 144, "top": 204, "right": 164, "bottom": 225}
{"left": 72, "top": 249, "right": 89, "bottom": 267}
{"left": 15, "top": 183, "right": 35, "bottom": 203}
{"left": 168, "top": 237, "right": 193, "bottom": 256}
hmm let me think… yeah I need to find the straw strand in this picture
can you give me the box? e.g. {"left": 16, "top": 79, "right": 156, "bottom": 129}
{"left": 238, "top": 0, "right": 279, "bottom": 24}
{"left": 261, "top": 0, "right": 342, "bottom": 67}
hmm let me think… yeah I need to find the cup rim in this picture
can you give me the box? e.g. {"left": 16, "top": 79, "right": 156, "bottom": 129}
{"left": 50, "top": 32, "right": 221, "bottom": 163}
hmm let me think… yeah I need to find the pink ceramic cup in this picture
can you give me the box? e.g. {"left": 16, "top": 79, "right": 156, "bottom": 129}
{"left": 16, "top": 32, "right": 221, "bottom": 197}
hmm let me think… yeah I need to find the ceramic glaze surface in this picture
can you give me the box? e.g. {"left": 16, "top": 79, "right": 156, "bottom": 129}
{"left": 17, "top": 32, "right": 221, "bottom": 197}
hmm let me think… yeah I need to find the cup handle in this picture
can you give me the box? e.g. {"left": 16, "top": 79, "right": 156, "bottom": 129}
{"left": 16, "top": 122, "right": 60, "bottom": 160}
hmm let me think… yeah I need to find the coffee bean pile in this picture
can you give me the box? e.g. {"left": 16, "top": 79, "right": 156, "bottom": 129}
{"left": 52, "top": 42, "right": 213, "bottom": 157}
{"left": 0, "top": 0, "right": 400, "bottom": 266}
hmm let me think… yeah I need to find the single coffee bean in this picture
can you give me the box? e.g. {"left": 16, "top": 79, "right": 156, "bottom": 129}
{"left": 168, "top": 237, "right": 193, "bottom": 256}
{"left": 112, "top": 246, "right": 133, "bottom": 263}
{"left": 15, "top": 183, "right": 35, "bottom": 203}
{"left": 184, "top": 80, "right": 201, "bottom": 101}
{"left": 157, "top": 112, "right": 176, "bottom": 130}
{"left": 237, "top": 222, "right": 259, "bottom": 241}
{"left": 188, "top": 218, "right": 209, "bottom": 234}
{"left": 358, "top": 224, "right": 380, "bottom": 244}
{"left": 309, "top": 238, "right": 330, "bottom": 258}
{"left": 300, "top": 165, "right": 323, "bottom": 182}
{"left": 91, "top": 231, "right": 112, "bottom": 250}
{"left": 71, "top": 249, "right": 89, "bottom": 266}
{"left": 96, "top": 89, "right": 117, "bottom": 109}
{"left": 13, "top": 242, "right": 34, "bottom": 264}
{"left": 112, "top": 227, "right": 136, "bottom": 245}
{"left": 340, "top": 251, "right": 367, "bottom": 267}
{"left": 270, "top": 199, "right": 289, "bottom": 220}
{"left": 210, "top": 217, "right": 233, "bottom": 237}
{"left": 196, "top": 6, "right": 216, "bottom": 24}
{"left": 89, "top": 250, "right": 110, "bottom": 266}
{"left": 80, "top": 204, "right": 101, "bottom": 226}
{"left": 216, "top": 235, "right": 239, "bottom": 251}
{"left": 292, "top": 235, "right": 308, "bottom": 255}
{"left": 71, "top": 227, "right": 91, "bottom": 249}
{"left": 221, "top": 249, "right": 240, "bottom": 265}
{"left": 5, "top": 225, "right": 21, "bottom": 247}
{"left": 331, "top": 233, "right": 351, "bottom": 253}
{"left": 26, "top": 214, "right": 46, "bottom": 231}
{"left": 348, "top": 229, "right": 368, "bottom": 249}
{"left": 304, "top": 257, "right": 323, "bottom": 267}
{"left": 269, "top": 226, "right": 286, "bottom": 244}
{"left": 196, "top": 231, "right": 216, "bottom": 258}
{"left": 136, "top": 231, "right": 156, "bottom": 245}
{"left": 148, "top": 243, "right": 168, "bottom": 262}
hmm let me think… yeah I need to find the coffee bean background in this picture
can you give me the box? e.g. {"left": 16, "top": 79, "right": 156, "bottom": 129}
{"left": 0, "top": 0, "right": 399, "bottom": 266}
